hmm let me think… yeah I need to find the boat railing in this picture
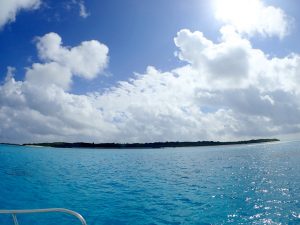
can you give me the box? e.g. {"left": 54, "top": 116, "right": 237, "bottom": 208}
{"left": 0, "top": 208, "right": 87, "bottom": 225}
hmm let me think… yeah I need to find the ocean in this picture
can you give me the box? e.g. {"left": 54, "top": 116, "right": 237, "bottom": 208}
{"left": 0, "top": 141, "right": 299, "bottom": 224}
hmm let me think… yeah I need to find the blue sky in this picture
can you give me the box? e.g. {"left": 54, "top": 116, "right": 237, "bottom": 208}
{"left": 0, "top": 0, "right": 218, "bottom": 92}
{"left": 1, "top": 0, "right": 300, "bottom": 143}
{"left": 2, "top": 0, "right": 299, "bottom": 92}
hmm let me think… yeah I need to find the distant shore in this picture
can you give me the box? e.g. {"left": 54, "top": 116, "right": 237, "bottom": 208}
{"left": 16, "top": 138, "right": 280, "bottom": 149}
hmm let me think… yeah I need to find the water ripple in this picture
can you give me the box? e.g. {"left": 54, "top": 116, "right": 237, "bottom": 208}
{"left": 0, "top": 142, "right": 299, "bottom": 225}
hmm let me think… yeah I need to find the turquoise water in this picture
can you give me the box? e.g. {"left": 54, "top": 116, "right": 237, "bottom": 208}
{"left": 0, "top": 142, "right": 299, "bottom": 225}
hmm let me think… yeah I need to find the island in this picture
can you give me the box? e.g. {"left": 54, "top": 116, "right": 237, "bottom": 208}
{"left": 22, "top": 138, "right": 279, "bottom": 149}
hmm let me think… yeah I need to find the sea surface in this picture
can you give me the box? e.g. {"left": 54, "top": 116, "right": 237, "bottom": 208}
{"left": 0, "top": 141, "right": 299, "bottom": 225}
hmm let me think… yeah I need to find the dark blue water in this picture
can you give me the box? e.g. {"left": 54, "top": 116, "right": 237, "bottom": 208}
{"left": 0, "top": 142, "right": 299, "bottom": 225}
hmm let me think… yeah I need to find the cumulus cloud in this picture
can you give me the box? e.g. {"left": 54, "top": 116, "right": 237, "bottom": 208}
{"left": 0, "top": 32, "right": 110, "bottom": 143}
{"left": 213, "top": 0, "right": 291, "bottom": 39}
{"left": 1, "top": 2, "right": 300, "bottom": 143}
{"left": 174, "top": 28, "right": 251, "bottom": 89}
{"left": 0, "top": 33, "right": 112, "bottom": 143}
{"left": 0, "top": 0, "right": 40, "bottom": 29}
{"left": 25, "top": 62, "right": 72, "bottom": 90}
{"left": 36, "top": 32, "right": 109, "bottom": 80}
{"left": 173, "top": 28, "right": 300, "bottom": 138}
{"left": 1, "top": 26, "right": 300, "bottom": 143}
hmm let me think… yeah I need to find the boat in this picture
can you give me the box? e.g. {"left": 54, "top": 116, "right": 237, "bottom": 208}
{"left": 0, "top": 208, "right": 87, "bottom": 225}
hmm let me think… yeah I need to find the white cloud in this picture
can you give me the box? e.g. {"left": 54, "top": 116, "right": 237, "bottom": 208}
{"left": 18, "top": 32, "right": 108, "bottom": 93}
{"left": 0, "top": 0, "right": 40, "bottom": 29}
{"left": 68, "top": 0, "right": 89, "bottom": 18}
{"left": 0, "top": 32, "right": 113, "bottom": 143}
{"left": 174, "top": 28, "right": 252, "bottom": 89}
{"left": 213, "top": 0, "right": 291, "bottom": 39}
{"left": 1, "top": 4, "right": 300, "bottom": 143}
{"left": 174, "top": 27, "right": 300, "bottom": 93}
{"left": 78, "top": 0, "right": 89, "bottom": 18}
{"left": 25, "top": 62, "right": 72, "bottom": 90}
{"left": 36, "top": 32, "right": 109, "bottom": 80}
{"left": 173, "top": 28, "right": 300, "bottom": 137}
{"left": 5, "top": 66, "right": 16, "bottom": 82}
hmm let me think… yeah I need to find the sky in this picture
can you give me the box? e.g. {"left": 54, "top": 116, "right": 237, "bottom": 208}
{"left": 0, "top": 0, "right": 300, "bottom": 144}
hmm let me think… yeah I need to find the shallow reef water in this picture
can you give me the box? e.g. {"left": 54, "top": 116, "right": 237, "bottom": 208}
{"left": 0, "top": 141, "right": 299, "bottom": 224}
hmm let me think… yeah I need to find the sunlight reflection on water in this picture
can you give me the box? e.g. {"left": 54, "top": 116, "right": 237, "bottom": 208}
{"left": 0, "top": 141, "right": 299, "bottom": 224}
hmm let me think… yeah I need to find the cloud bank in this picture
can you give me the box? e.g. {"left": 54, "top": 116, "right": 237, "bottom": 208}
{"left": 1, "top": 0, "right": 300, "bottom": 143}
{"left": 1, "top": 28, "right": 300, "bottom": 143}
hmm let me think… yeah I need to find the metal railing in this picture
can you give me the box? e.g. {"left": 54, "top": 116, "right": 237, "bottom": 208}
{"left": 0, "top": 208, "right": 87, "bottom": 225}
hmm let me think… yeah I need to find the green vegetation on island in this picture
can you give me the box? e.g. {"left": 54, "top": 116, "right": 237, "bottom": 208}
{"left": 23, "top": 138, "right": 279, "bottom": 149}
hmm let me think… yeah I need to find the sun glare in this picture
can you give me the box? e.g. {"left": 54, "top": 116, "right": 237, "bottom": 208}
{"left": 213, "top": 0, "right": 260, "bottom": 32}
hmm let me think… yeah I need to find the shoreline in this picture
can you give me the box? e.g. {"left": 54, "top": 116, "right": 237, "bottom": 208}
{"left": 18, "top": 138, "right": 280, "bottom": 149}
